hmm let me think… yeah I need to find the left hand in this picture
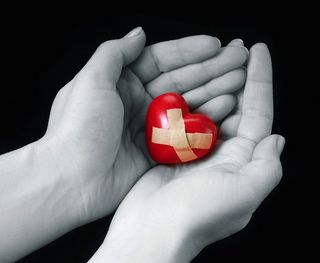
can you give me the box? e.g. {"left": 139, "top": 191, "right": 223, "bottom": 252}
{"left": 0, "top": 28, "right": 248, "bottom": 262}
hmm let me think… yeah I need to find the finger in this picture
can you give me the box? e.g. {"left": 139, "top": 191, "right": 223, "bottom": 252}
{"left": 181, "top": 38, "right": 246, "bottom": 111}
{"left": 227, "top": 39, "right": 248, "bottom": 54}
{"left": 219, "top": 89, "right": 244, "bottom": 139}
{"left": 131, "top": 35, "right": 221, "bottom": 84}
{"left": 234, "top": 88, "right": 244, "bottom": 113}
{"left": 75, "top": 27, "right": 146, "bottom": 90}
{"left": 239, "top": 135, "right": 285, "bottom": 208}
{"left": 146, "top": 45, "right": 249, "bottom": 97}
{"left": 183, "top": 68, "right": 246, "bottom": 109}
{"left": 227, "top": 39, "right": 250, "bottom": 68}
{"left": 228, "top": 38, "right": 244, "bottom": 47}
{"left": 193, "top": 94, "right": 236, "bottom": 123}
{"left": 219, "top": 114, "right": 241, "bottom": 139}
{"left": 237, "top": 43, "right": 273, "bottom": 143}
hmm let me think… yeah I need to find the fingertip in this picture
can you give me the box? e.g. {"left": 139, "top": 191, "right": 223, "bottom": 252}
{"left": 216, "top": 93, "right": 237, "bottom": 109}
{"left": 247, "top": 42, "right": 272, "bottom": 82}
{"left": 253, "top": 42, "right": 268, "bottom": 48}
{"left": 120, "top": 29, "right": 146, "bottom": 65}
{"left": 226, "top": 93, "right": 237, "bottom": 106}
{"left": 124, "top": 26, "right": 144, "bottom": 38}
{"left": 215, "top": 37, "right": 222, "bottom": 48}
{"left": 235, "top": 38, "right": 244, "bottom": 44}
{"left": 228, "top": 38, "right": 244, "bottom": 47}
{"left": 239, "top": 46, "right": 249, "bottom": 58}
{"left": 126, "top": 28, "right": 146, "bottom": 44}
{"left": 276, "top": 135, "right": 286, "bottom": 155}
{"left": 122, "top": 26, "right": 146, "bottom": 44}
{"left": 192, "top": 35, "right": 221, "bottom": 53}
{"left": 219, "top": 114, "right": 241, "bottom": 139}
{"left": 227, "top": 38, "right": 249, "bottom": 59}
{"left": 249, "top": 42, "right": 269, "bottom": 54}
{"left": 227, "top": 45, "right": 249, "bottom": 65}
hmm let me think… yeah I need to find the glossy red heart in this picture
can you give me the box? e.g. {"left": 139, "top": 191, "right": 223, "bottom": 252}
{"left": 146, "top": 92, "right": 217, "bottom": 164}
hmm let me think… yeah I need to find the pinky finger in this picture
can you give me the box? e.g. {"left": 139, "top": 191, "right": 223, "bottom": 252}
{"left": 193, "top": 94, "right": 236, "bottom": 123}
{"left": 183, "top": 68, "right": 246, "bottom": 109}
{"left": 219, "top": 114, "right": 241, "bottom": 139}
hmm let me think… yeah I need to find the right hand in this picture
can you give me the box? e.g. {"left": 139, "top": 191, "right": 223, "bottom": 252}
{"left": 91, "top": 43, "right": 284, "bottom": 263}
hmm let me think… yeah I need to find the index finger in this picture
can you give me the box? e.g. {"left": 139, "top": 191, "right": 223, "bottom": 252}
{"left": 130, "top": 35, "right": 221, "bottom": 84}
{"left": 237, "top": 43, "right": 273, "bottom": 143}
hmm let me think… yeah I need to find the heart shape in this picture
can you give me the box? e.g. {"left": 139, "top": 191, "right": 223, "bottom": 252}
{"left": 146, "top": 92, "right": 217, "bottom": 164}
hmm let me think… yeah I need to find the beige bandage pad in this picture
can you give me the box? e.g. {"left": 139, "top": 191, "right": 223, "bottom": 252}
{"left": 151, "top": 108, "right": 213, "bottom": 162}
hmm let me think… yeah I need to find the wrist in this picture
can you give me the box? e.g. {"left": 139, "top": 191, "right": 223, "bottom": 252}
{"left": 0, "top": 139, "right": 81, "bottom": 261}
{"left": 32, "top": 137, "right": 84, "bottom": 228}
{"left": 89, "top": 224, "right": 198, "bottom": 263}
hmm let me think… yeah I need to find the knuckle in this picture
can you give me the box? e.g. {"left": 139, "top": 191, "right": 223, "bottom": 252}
{"left": 149, "top": 46, "right": 163, "bottom": 72}
{"left": 167, "top": 71, "right": 183, "bottom": 92}
{"left": 243, "top": 106, "right": 273, "bottom": 121}
{"left": 201, "top": 59, "right": 217, "bottom": 77}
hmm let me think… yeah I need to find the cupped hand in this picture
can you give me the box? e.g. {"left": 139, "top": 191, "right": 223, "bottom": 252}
{"left": 97, "top": 43, "right": 284, "bottom": 263}
{"left": 37, "top": 27, "right": 248, "bottom": 224}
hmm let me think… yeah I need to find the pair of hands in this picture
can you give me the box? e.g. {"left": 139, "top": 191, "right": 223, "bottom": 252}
{"left": 2, "top": 27, "right": 284, "bottom": 262}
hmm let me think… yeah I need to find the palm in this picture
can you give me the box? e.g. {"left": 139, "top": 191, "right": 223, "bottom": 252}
{"left": 106, "top": 43, "right": 283, "bottom": 257}
{"left": 111, "top": 38, "right": 249, "bottom": 208}
{"left": 107, "top": 133, "right": 257, "bottom": 248}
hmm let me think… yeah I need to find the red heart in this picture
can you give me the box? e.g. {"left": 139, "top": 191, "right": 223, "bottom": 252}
{"left": 146, "top": 92, "right": 217, "bottom": 164}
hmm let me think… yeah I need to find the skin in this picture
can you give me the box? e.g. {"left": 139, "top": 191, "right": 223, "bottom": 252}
{"left": 43, "top": 28, "right": 248, "bottom": 222}
{"left": 89, "top": 41, "right": 285, "bottom": 263}
{"left": 0, "top": 28, "right": 249, "bottom": 262}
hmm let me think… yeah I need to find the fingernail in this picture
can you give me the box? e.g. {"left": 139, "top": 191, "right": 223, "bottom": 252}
{"left": 276, "top": 135, "right": 286, "bottom": 155}
{"left": 235, "top": 38, "right": 244, "bottom": 44}
{"left": 215, "top": 37, "right": 221, "bottom": 47}
{"left": 256, "top": 42, "right": 268, "bottom": 48}
{"left": 229, "top": 38, "right": 244, "bottom": 46}
{"left": 227, "top": 41, "right": 249, "bottom": 56}
{"left": 125, "top": 26, "right": 143, "bottom": 38}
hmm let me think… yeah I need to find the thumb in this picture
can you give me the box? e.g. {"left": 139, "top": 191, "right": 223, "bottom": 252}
{"left": 239, "top": 134, "right": 285, "bottom": 207}
{"left": 77, "top": 27, "right": 146, "bottom": 89}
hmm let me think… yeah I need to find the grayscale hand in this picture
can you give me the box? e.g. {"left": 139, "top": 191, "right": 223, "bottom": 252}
{"left": 90, "top": 42, "right": 284, "bottom": 263}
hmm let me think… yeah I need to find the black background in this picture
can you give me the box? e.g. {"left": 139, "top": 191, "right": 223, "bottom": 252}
{"left": 0, "top": 11, "right": 311, "bottom": 262}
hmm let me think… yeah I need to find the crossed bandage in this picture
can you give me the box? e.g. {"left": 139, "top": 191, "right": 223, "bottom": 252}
{"left": 152, "top": 108, "right": 213, "bottom": 162}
